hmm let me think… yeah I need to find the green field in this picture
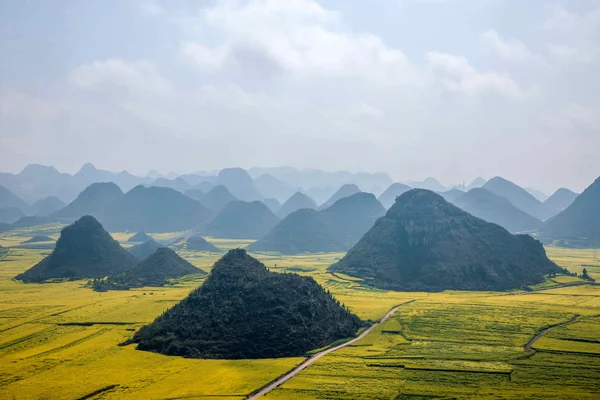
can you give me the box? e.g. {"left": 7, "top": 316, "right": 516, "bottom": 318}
{"left": 0, "top": 225, "right": 599, "bottom": 399}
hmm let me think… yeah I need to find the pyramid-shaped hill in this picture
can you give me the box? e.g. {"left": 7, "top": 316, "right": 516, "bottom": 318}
{"left": 277, "top": 191, "right": 317, "bottom": 218}
{"left": 318, "top": 184, "right": 361, "bottom": 210}
{"left": 22, "top": 235, "right": 54, "bottom": 244}
{"left": 52, "top": 182, "right": 123, "bottom": 221}
{"left": 31, "top": 196, "right": 66, "bottom": 217}
{"left": 201, "top": 201, "right": 279, "bottom": 239}
{"left": 248, "top": 192, "right": 385, "bottom": 254}
{"left": 378, "top": 183, "right": 412, "bottom": 209}
{"left": 98, "top": 186, "right": 213, "bottom": 233}
{"left": 103, "top": 248, "right": 204, "bottom": 289}
{"left": 319, "top": 192, "right": 386, "bottom": 246}
{"left": 194, "top": 185, "right": 238, "bottom": 213}
{"left": 329, "top": 189, "right": 563, "bottom": 292}
{"left": 216, "top": 168, "right": 264, "bottom": 202}
{"left": 15, "top": 216, "right": 137, "bottom": 283}
{"left": 454, "top": 188, "right": 542, "bottom": 233}
{"left": 542, "top": 188, "right": 579, "bottom": 220}
{"left": 541, "top": 176, "right": 600, "bottom": 246}
{"left": 126, "top": 249, "right": 361, "bottom": 359}
{"left": 482, "top": 177, "right": 545, "bottom": 220}
{"left": 129, "top": 238, "right": 163, "bottom": 260}
{"left": 186, "top": 236, "right": 221, "bottom": 252}
{"left": 128, "top": 231, "right": 152, "bottom": 243}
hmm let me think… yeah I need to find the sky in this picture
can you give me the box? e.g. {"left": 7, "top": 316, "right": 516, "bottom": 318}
{"left": 1, "top": 0, "right": 599, "bottom": 192}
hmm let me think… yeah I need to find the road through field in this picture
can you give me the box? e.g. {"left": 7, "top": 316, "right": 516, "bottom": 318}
{"left": 524, "top": 314, "right": 581, "bottom": 351}
{"left": 246, "top": 301, "right": 414, "bottom": 399}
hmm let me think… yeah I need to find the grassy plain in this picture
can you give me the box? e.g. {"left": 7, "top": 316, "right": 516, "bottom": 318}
{"left": 0, "top": 227, "right": 599, "bottom": 399}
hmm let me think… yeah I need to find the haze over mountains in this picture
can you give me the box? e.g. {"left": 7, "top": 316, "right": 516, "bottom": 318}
{"left": 249, "top": 192, "right": 385, "bottom": 254}
{"left": 541, "top": 177, "right": 600, "bottom": 247}
{"left": 0, "top": 163, "right": 593, "bottom": 249}
{"left": 277, "top": 191, "right": 317, "bottom": 218}
{"left": 201, "top": 200, "right": 279, "bottom": 239}
{"left": 319, "top": 184, "right": 362, "bottom": 210}
{"left": 378, "top": 183, "right": 412, "bottom": 209}
{"left": 453, "top": 188, "right": 542, "bottom": 233}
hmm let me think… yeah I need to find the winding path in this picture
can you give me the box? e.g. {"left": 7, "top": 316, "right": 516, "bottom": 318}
{"left": 246, "top": 301, "right": 413, "bottom": 400}
{"left": 524, "top": 314, "right": 580, "bottom": 351}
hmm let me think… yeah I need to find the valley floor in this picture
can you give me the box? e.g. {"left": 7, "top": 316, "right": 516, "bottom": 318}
{"left": 0, "top": 225, "right": 599, "bottom": 399}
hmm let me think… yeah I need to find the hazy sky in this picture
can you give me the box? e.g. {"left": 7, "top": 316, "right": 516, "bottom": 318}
{"left": 1, "top": 0, "right": 599, "bottom": 192}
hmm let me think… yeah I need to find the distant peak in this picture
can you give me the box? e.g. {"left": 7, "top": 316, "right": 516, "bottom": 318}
{"left": 79, "top": 163, "right": 97, "bottom": 173}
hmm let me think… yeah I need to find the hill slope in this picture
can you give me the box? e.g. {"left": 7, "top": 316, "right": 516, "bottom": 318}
{"left": 128, "top": 239, "right": 163, "bottom": 260}
{"left": 16, "top": 216, "right": 137, "bottom": 283}
{"left": 378, "top": 183, "right": 412, "bottom": 209}
{"left": 541, "top": 176, "right": 600, "bottom": 246}
{"left": 330, "top": 189, "right": 562, "bottom": 292}
{"left": 22, "top": 235, "right": 54, "bottom": 244}
{"left": 201, "top": 201, "right": 279, "bottom": 239}
{"left": 0, "top": 184, "right": 29, "bottom": 212}
{"left": 439, "top": 189, "right": 465, "bottom": 204}
{"left": 125, "top": 249, "right": 361, "bottom": 358}
{"left": 128, "top": 232, "right": 152, "bottom": 243}
{"left": 262, "top": 198, "right": 281, "bottom": 214}
{"left": 543, "top": 188, "right": 579, "bottom": 219}
{"left": 249, "top": 192, "right": 385, "bottom": 254}
{"left": 30, "top": 196, "right": 66, "bottom": 216}
{"left": 318, "top": 184, "right": 361, "bottom": 210}
{"left": 216, "top": 168, "right": 263, "bottom": 202}
{"left": 186, "top": 236, "right": 221, "bottom": 252}
{"left": 53, "top": 182, "right": 123, "bottom": 220}
{"left": 254, "top": 173, "right": 293, "bottom": 202}
{"left": 454, "top": 188, "right": 542, "bottom": 233}
{"left": 483, "top": 177, "right": 544, "bottom": 219}
{"left": 192, "top": 185, "right": 237, "bottom": 213}
{"left": 277, "top": 192, "right": 317, "bottom": 218}
{"left": 100, "top": 248, "right": 203, "bottom": 289}
{"left": 98, "top": 186, "right": 213, "bottom": 232}
{"left": 0, "top": 207, "right": 25, "bottom": 224}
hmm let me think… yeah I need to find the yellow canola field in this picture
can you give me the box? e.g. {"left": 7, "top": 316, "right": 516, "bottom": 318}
{"left": 0, "top": 229, "right": 599, "bottom": 399}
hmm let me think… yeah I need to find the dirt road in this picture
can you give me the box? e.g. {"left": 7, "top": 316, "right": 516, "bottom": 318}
{"left": 246, "top": 301, "right": 413, "bottom": 399}
{"left": 524, "top": 314, "right": 580, "bottom": 351}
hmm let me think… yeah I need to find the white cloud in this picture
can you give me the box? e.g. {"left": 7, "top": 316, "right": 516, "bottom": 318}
{"left": 483, "top": 29, "right": 545, "bottom": 65}
{"left": 543, "top": 4, "right": 600, "bottom": 65}
{"left": 181, "top": 42, "right": 229, "bottom": 71}
{"left": 68, "top": 59, "right": 171, "bottom": 95}
{"left": 425, "top": 52, "right": 526, "bottom": 98}
{"left": 181, "top": 0, "right": 416, "bottom": 85}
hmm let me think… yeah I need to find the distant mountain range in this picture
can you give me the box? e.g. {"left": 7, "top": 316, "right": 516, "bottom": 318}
{"left": 0, "top": 164, "right": 152, "bottom": 204}
{"left": 378, "top": 183, "right": 412, "bottom": 209}
{"left": 249, "top": 192, "right": 385, "bottom": 254}
{"left": 541, "top": 176, "right": 600, "bottom": 247}
{"left": 318, "top": 184, "right": 362, "bottom": 210}
{"left": 200, "top": 200, "right": 279, "bottom": 239}
{"left": 0, "top": 164, "right": 586, "bottom": 241}
{"left": 453, "top": 188, "right": 542, "bottom": 233}
{"left": 278, "top": 192, "right": 317, "bottom": 218}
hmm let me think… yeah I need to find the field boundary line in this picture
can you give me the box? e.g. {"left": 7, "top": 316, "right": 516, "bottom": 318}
{"left": 245, "top": 300, "right": 415, "bottom": 400}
